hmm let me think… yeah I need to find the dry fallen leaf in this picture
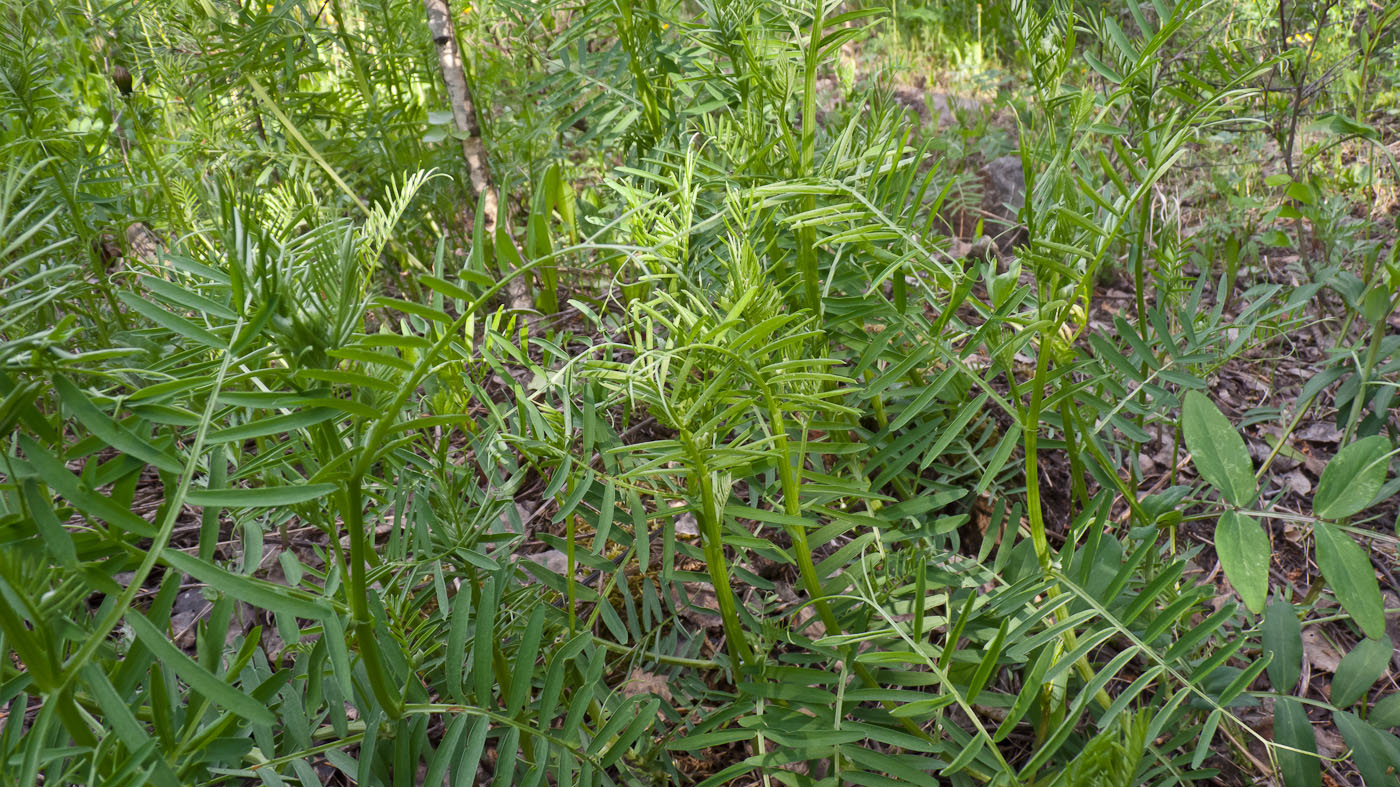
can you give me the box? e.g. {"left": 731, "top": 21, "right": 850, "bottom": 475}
{"left": 673, "top": 511, "right": 699, "bottom": 537}
{"left": 1301, "top": 628, "right": 1343, "bottom": 674}
{"left": 620, "top": 668, "right": 673, "bottom": 703}
{"left": 1281, "top": 469, "right": 1311, "bottom": 496}
{"left": 1295, "top": 423, "right": 1343, "bottom": 443}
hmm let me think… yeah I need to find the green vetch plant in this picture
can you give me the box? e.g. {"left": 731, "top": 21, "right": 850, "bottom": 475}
{"left": 1182, "top": 389, "right": 1400, "bottom": 784}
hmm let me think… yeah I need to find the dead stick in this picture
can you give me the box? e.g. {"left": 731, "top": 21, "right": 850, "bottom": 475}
{"left": 422, "top": 0, "right": 535, "bottom": 317}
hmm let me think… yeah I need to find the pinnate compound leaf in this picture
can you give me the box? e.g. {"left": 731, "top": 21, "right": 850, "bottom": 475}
{"left": 1330, "top": 637, "right": 1392, "bottom": 708}
{"left": 1313, "top": 522, "right": 1386, "bottom": 640}
{"left": 1182, "top": 391, "right": 1256, "bottom": 506}
{"left": 1215, "top": 511, "right": 1269, "bottom": 613}
{"left": 1314, "top": 436, "right": 1391, "bottom": 519}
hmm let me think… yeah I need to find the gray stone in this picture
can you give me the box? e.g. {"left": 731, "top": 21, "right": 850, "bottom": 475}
{"left": 981, "top": 154, "right": 1026, "bottom": 251}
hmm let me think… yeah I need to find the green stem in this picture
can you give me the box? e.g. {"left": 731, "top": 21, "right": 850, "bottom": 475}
{"left": 761, "top": 391, "right": 943, "bottom": 747}
{"left": 1025, "top": 332, "right": 1113, "bottom": 716}
{"left": 1059, "top": 401, "right": 1090, "bottom": 511}
{"left": 333, "top": 255, "right": 557, "bottom": 719}
{"left": 54, "top": 319, "right": 243, "bottom": 697}
{"left": 1130, "top": 194, "right": 1153, "bottom": 466}
{"left": 127, "top": 101, "right": 180, "bottom": 233}
{"left": 1342, "top": 309, "right": 1388, "bottom": 444}
{"left": 772, "top": 424, "right": 840, "bottom": 638}
{"left": 1024, "top": 337, "right": 1053, "bottom": 570}
{"left": 591, "top": 636, "right": 722, "bottom": 669}
{"left": 682, "top": 434, "right": 755, "bottom": 673}
{"left": 1132, "top": 195, "right": 1151, "bottom": 342}
{"left": 343, "top": 475, "right": 404, "bottom": 718}
{"left": 795, "top": 0, "right": 826, "bottom": 313}
{"left": 566, "top": 475, "right": 577, "bottom": 637}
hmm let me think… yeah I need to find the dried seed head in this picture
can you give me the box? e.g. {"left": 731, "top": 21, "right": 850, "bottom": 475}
{"left": 112, "top": 65, "right": 132, "bottom": 95}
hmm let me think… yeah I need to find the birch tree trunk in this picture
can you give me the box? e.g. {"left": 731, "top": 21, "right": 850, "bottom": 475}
{"left": 422, "top": 0, "right": 534, "bottom": 315}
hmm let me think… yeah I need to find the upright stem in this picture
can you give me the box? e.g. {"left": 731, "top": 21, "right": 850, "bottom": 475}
{"left": 772, "top": 420, "right": 840, "bottom": 637}
{"left": 682, "top": 435, "right": 755, "bottom": 673}
{"left": 1131, "top": 193, "right": 1151, "bottom": 342}
{"left": 422, "top": 0, "right": 533, "bottom": 314}
{"left": 1022, "top": 334, "right": 1113, "bottom": 718}
{"left": 1341, "top": 309, "right": 1388, "bottom": 444}
{"left": 1059, "top": 401, "right": 1090, "bottom": 511}
{"left": 344, "top": 475, "right": 404, "bottom": 718}
{"left": 763, "top": 393, "right": 944, "bottom": 748}
{"left": 1024, "top": 336, "right": 1053, "bottom": 570}
{"left": 795, "top": 0, "right": 826, "bottom": 314}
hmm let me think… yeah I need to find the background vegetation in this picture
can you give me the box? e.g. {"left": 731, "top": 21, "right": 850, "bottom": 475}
{"left": 1, "top": 0, "right": 1398, "bottom": 784}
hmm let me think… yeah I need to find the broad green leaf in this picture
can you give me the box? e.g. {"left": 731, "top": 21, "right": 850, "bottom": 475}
{"left": 1215, "top": 511, "right": 1269, "bottom": 613}
{"left": 185, "top": 483, "right": 337, "bottom": 508}
{"left": 1363, "top": 288, "right": 1393, "bottom": 324}
{"left": 1192, "top": 709, "right": 1222, "bottom": 769}
{"left": 446, "top": 584, "right": 472, "bottom": 703}
{"left": 1263, "top": 601, "right": 1302, "bottom": 691}
{"left": 943, "top": 734, "right": 987, "bottom": 775}
{"left": 1083, "top": 49, "right": 1123, "bottom": 83}
{"left": 424, "top": 713, "right": 468, "bottom": 787}
{"left": 1274, "top": 697, "right": 1321, "bottom": 787}
{"left": 1333, "top": 710, "right": 1396, "bottom": 787}
{"left": 125, "top": 610, "right": 275, "bottom": 726}
{"left": 597, "top": 697, "right": 659, "bottom": 768}
{"left": 667, "top": 729, "right": 753, "bottom": 750}
{"left": 918, "top": 392, "right": 991, "bottom": 470}
{"left": 506, "top": 606, "right": 545, "bottom": 715}
{"left": 890, "top": 696, "right": 958, "bottom": 719}
{"left": 1371, "top": 692, "right": 1400, "bottom": 728}
{"left": 420, "top": 274, "right": 476, "bottom": 300}
{"left": 1314, "top": 111, "right": 1380, "bottom": 142}
{"left": 1330, "top": 637, "right": 1392, "bottom": 708}
{"left": 1182, "top": 391, "right": 1256, "bottom": 506}
{"left": 18, "top": 434, "right": 156, "bottom": 537}
{"left": 1314, "top": 436, "right": 1391, "bottom": 519}
{"left": 1313, "top": 522, "right": 1386, "bottom": 640}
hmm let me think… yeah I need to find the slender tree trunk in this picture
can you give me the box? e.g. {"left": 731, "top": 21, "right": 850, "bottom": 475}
{"left": 422, "top": 0, "right": 533, "bottom": 315}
